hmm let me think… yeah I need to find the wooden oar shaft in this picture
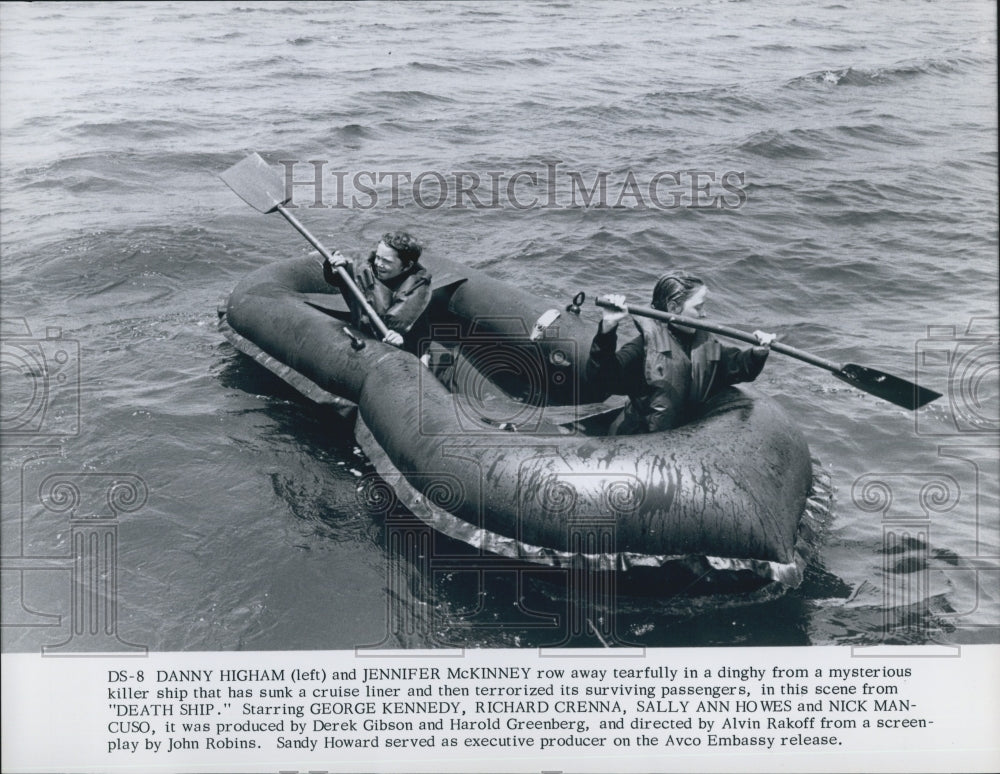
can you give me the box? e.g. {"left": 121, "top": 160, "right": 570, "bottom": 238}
{"left": 219, "top": 154, "right": 394, "bottom": 342}
{"left": 597, "top": 297, "right": 942, "bottom": 410}
{"left": 596, "top": 297, "right": 843, "bottom": 373}
{"left": 276, "top": 205, "right": 391, "bottom": 340}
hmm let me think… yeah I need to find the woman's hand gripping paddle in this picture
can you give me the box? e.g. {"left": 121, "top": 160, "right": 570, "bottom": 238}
{"left": 219, "top": 153, "right": 392, "bottom": 341}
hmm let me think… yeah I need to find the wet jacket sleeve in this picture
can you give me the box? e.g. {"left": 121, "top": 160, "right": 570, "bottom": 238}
{"left": 585, "top": 322, "right": 645, "bottom": 398}
{"left": 713, "top": 341, "right": 769, "bottom": 391}
{"left": 323, "top": 258, "right": 355, "bottom": 290}
{"left": 323, "top": 258, "right": 373, "bottom": 334}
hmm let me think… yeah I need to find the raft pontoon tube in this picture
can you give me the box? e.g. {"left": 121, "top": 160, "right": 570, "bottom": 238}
{"left": 219, "top": 255, "right": 822, "bottom": 592}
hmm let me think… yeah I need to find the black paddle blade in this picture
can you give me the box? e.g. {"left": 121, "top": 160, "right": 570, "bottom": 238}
{"left": 219, "top": 153, "right": 289, "bottom": 213}
{"left": 835, "top": 364, "right": 942, "bottom": 410}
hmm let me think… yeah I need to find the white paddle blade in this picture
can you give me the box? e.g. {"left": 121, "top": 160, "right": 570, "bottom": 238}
{"left": 219, "top": 153, "right": 289, "bottom": 213}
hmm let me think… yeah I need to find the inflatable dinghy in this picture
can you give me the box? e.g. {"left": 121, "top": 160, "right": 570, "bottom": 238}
{"left": 219, "top": 254, "right": 824, "bottom": 593}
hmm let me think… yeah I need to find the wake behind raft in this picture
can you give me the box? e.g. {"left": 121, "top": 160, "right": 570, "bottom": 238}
{"left": 218, "top": 254, "right": 828, "bottom": 595}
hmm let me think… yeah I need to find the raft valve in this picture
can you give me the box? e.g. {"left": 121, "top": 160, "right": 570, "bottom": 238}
{"left": 343, "top": 327, "right": 366, "bottom": 351}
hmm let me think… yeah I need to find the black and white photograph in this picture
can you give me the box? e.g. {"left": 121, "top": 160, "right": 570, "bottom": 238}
{"left": 1, "top": 1, "right": 997, "bottom": 772}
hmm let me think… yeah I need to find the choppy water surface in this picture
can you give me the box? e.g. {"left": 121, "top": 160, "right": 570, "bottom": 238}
{"left": 1, "top": 1, "right": 997, "bottom": 651}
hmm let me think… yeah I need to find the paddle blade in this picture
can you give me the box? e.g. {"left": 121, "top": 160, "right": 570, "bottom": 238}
{"left": 219, "top": 153, "right": 289, "bottom": 213}
{"left": 835, "top": 364, "right": 942, "bottom": 410}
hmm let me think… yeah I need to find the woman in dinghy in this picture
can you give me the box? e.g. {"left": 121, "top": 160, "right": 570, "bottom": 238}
{"left": 588, "top": 271, "right": 777, "bottom": 433}
{"left": 323, "top": 231, "right": 432, "bottom": 354}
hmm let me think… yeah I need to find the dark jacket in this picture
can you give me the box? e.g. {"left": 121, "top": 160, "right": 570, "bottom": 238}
{"left": 324, "top": 256, "right": 432, "bottom": 354}
{"left": 585, "top": 316, "right": 768, "bottom": 433}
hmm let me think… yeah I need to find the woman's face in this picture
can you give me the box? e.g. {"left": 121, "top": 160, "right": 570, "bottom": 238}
{"left": 372, "top": 241, "right": 405, "bottom": 281}
{"left": 669, "top": 285, "right": 708, "bottom": 334}
{"left": 678, "top": 286, "right": 707, "bottom": 318}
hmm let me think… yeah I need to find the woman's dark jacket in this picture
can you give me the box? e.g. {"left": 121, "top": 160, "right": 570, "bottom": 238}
{"left": 324, "top": 255, "right": 432, "bottom": 354}
{"left": 586, "top": 315, "right": 768, "bottom": 433}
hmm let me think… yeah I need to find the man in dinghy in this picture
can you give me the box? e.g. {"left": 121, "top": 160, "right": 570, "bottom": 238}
{"left": 587, "top": 272, "right": 777, "bottom": 434}
{"left": 323, "top": 231, "right": 432, "bottom": 355}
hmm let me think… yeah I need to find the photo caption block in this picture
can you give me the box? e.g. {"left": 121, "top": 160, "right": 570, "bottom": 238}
{"left": 2, "top": 646, "right": 998, "bottom": 773}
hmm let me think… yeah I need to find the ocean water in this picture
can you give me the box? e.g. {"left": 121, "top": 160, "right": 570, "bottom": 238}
{"left": 1, "top": 1, "right": 997, "bottom": 652}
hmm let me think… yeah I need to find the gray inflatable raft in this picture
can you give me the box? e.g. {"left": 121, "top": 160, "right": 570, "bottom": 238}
{"left": 219, "top": 254, "right": 822, "bottom": 592}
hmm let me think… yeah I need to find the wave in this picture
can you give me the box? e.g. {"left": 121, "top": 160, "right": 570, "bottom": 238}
{"left": 455, "top": 7, "right": 519, "bottom": 18}
{"left": 836, "top": 122, "right": 912, "bottom": 144}
{"left": 365, "top": 90, "right": 458, "bottom": 106}
{"left": 337, "top": 123, "right": 375, "bottom": 139}
{"left": 15, "top": 114, "right": 69, "bottom": 130}
{"left": 313, "top": 123, "right": 382, "bottom": 148}
{"left": 13, "top": 153, "right": 152, "bottom": 198}
{"left": 642, "top": 85, "right": 767, "bottom": 117}
{"left": 269, "top": 66, "right": 328, "bottom": 82}
{"left": 14, "top": 149, "right": 242, "bottom": 184}
{"left": 471, "top": 54, "right": 555, "bottom": 70}
{"left": 737, "top": 118, "right": 917, "bottom": 161}
{"left": 231, "top": 5, "right": 310, "bottom": 14}
{"left": 62, "top": 118, "right": 191, "bottom": 142}
{"left": 410, "top": 50, "right": 581, "bottom": 75}
{"left": 21, "top": 174, "right": 140, "bottom": 195}
{"left": 240, "top": 54, "right": 296, "bottom": 69}
{"left": 753, "top": 42, "right": 797, "bottom": 52}
{"left": 737, "top": 128, "right": 831, "bottom": 160}
{"left": 191, "top": 31, "right": 245, "bottom": 43}
{"left": 408, "top": 61, "right": 461, "bottom": 73}
{"left": 7, "top": 221, "right": 257, "bottom": 297}
{"left": 787, "top": 55, "right": 980, "bottom": 90}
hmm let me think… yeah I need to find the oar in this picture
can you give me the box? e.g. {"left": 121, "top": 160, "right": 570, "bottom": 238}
{"left": 219, "top": 152, "right": 391, "bottom": 341}
{"left": 595, "top": 297, "right": 941, "bottom": 410}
